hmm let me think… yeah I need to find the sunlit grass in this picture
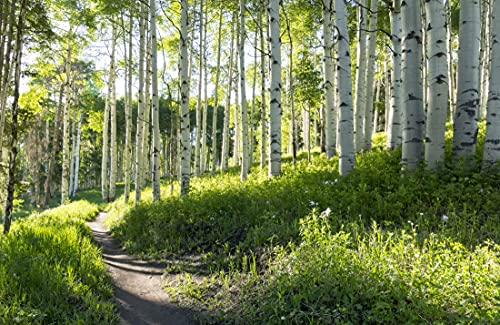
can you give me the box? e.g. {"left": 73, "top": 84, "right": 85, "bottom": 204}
{"left": 0, "top": 201, "right": 118, "bottom": 324}
{"left": 106, "top": 131, "right": 499, "bottom": 323}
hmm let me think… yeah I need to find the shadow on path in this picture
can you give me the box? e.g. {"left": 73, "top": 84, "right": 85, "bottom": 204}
{"left": 87, "top": 212, "right": 197, "bottom": 325}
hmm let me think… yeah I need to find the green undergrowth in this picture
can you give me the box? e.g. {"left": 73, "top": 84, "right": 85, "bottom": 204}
{"left": 106, "top": 134, "right": 499, "bottom": 323}
{"left": 0, "top": 201, "right": 118, "bottom": 324}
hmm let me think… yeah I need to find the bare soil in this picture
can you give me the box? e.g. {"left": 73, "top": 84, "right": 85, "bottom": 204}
{"left": 87, "top": 212, "right": 197, "bottom": 325}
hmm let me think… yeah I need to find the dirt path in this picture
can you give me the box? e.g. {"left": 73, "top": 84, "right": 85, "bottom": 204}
{"left": 87, "top": 212, "right": 197, "bottom": 325}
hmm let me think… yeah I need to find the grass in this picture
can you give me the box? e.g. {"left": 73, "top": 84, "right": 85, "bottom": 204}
{"left": 105, "top": 133, "right": 500, "bottom": 323}
{"left": 0, "top": 201, "right": 119, "bottom": 324}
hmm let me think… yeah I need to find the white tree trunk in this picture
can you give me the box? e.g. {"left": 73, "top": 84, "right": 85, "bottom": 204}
{"left": 363, "top": 0, "right": 378, "bottom": 150}
{"left": 72, "top": 112, "right": 81, "bottom": 197}
{"left": 211, "top": 8, "right": 223, "bottom": 173}
{"left": 69, "top": 116, "right": 76, "bottom": 197}
{"left": 259, "top": 3, "right": 267, "bottom": 170}
{"left": 134, "top": 2, "right": 146, "bottom": 204}
{"left": 483, "top": 0, "right": 500, "bottom": 165}
{"left": 303, "top": 106, "right": 311, "bottom": 161}
{"left": 180, "top": 0, "right": 191, "bottom": 196}
{"left": 109, "top": 25, "right": 118, "bottom": 200}
{"left": 401, "top": 0, "right": 424, "bottom": 169}
{"left": 124, "top": 12, "right": 133, "bottom": 203}
{"left": 240, "top": 0, "right": 249, "bottom": 181}
{"left": 201, "top": 2, "right": 209, "bottom": 174}
{"left": 336, "top": 0, "right": 355, "bottom": 176}
{"left": 354, "top": 0, "right": 367, "bottom": 152}
{"left": 268, "top": 0, "right": 281, "bottom": 177}
{"left": 194, "top": 0, "right": 203, "bottom": 176}
{"left": 221, "top": 13, "right": 235, "bottom": 172}
{"left": 425, "top": 0, "right": 449, "bottom": 169}
{"left": 479, "top": 1, "right": 491, "bottom": 120}
{"left": 386, "top": 1, "right": 403, "bottom": 150}
{"left": 452, "top": 0, "right": 481, "bottom": 161}
{"left": 322, "top": 0, "right": 336, "bottom": 158}
{"left": 151, "top": 0, "right": 161, "bottom": 201}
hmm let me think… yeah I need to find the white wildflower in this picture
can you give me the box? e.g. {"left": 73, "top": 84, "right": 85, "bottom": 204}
{"left": 321, "top": 208, "right": 332, "bottom": 217}
{"left": 442, "top": 215, "right": 449, "bottom": 222}
{"left": 281, "top": 316, "right": 286, "bottom": 321}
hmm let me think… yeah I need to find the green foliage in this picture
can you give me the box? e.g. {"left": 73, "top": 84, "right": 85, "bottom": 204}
{"left": 0, "top": 201, "right": 118, "bottom": 324}
{"left": 106, "top": 133, "right": 500, "bottom": 323}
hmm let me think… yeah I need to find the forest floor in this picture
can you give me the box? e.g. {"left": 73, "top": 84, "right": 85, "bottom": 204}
{"left": 87, "top": 212, "right": 197, "bottom": 325}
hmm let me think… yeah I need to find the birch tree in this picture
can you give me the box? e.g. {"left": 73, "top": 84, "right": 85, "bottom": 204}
{"left": 363, "top": 0, "right": 378, "bottom": 151}
{"left": 483, "top": 0, "right": 500, "bottom": 165}
{"left": 221, "top": 13, "right": 235, "bottom": 172}
{"left": 151, "top": 0, "right": 161, "bottom": 201}
{"left": 134, "top": 2, "right": 146, "bottom": 204}
{"left": 354, "top": 0, "right": 367, "bottom": 152}
{"left": 335, "top": 0, "right": 355, "bottom": 176}
{"left": 124, "top": 11, "right": 133, "bottom": 203}
{"left": 108, "top": 24, "right": 118, "bottom": 201}
{"left": 425, "top": 0, "right": 448, "bottom": 169}
{"left": 322, "top": 0, "right": 336, "bottom": 158}
{"left": 386, "top": 0, "right": 402, "bottom": 150}
{"left": 259, "top": 3, "right": 267, "bottom": 170}
{"left": 401, "top": 0, "right": 424, "bottom": 169}
{"left": 211, "top": 7, "right": 223, "bottom": 173}
{"left": 194, "top": 0, "right": 203, "bottom": 176}
{"left": 180, "top": 0, "right": 191, "bottom": 196}
{"left": 268, "top": 0, "right": 281, "bottom": 177}
{"left": 2, "top": 0, "right": 25, "bottom": 233}
{"left": 240, "top": 0, "right": 250, "bottom": 181}
{"left": 452, "top": 0, "right": 481, "bottom": 162}
{"left": 61, "top": 47, "right": 72, "bottom": 204}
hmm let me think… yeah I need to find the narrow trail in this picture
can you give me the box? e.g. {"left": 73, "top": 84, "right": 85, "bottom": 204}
{"left": 87, "top": 212, "right": 196, "bottom": 325}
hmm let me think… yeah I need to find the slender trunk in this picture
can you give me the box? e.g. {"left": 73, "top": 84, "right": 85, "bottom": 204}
{"left": 452, "top": 0, "right": 480, "bottom": 162}
{"left": 180, "top": 0, "right": 191, "bottom": 196}
{"left": 285, "top": 13, "right": 296, "bottom": 164}
{"left": 372, "top": 78, "right": 380, "bottom": 136}
{"left": 425, "top": 0, "right": 448, "bottom": 169}
{"left": 336, "top": 0, "right": 355, "bottom": 176}
{"left": 43, "top": 85, "right": 64, "bottom": 207}
{"left": 401, "top": 0, "right": 425, "bottom": 169}
{"left": 479, "top": 1, "right": 491, "bottom": 120}
{"left": 151, "top": 0, "right": 161, "bottom": 201}
{"left": 240, "top": 0, "right": 249, "bottom": 181}
{"left": 387, "top": 0, "right": 403, "bottom": 149}
{"left": 259, "top": 3, "right": 267, "bottom": 170}
{"left": 446, "top": 0, "right": 456, "bottom": 123}
{"left": 109, "top": 25, "right": 118, "bottom": 200}
{"left": 483, "top": 0, "right": 500, "bottom": 166}
{"left": 194, "top": 0, "right": 203, "bottom": 176}
{"left": 135, "top": 3, "right": 146, "bottom": 204}
{"left": 3, "top": 2, "right": 24, "bottom": 233}
{"left": 124, "top": 11, "right": 133, "bottom": 203}
{"left": 201, "top": 2, "right": 209, "bottom": 174}
{"left": 72, "top": 112, "right": 82, "bottom": 197}
{"left": 250, "top": 18, "right": 258, "bottom": 168}
{"left": 363, "top": 0, "right": 378, "bottom": 150}
{"left": 303, "top": 106, "right": 310, "bottom": 161}
{"left": 0, "top": 0, "right": 17, "bottom": 161}
{"left": 221, "top": 13, "right": 235, "bottom": 172}
{"left": 101, "top": 88, "right": 110, "bottom": 202}
{"left": 142, "top": 26, "right": 152, "bottom": 189}
{"left": 61, "top": 46, "right": 72, "bottom": 204}
{"left": 211, "top": 8, "right": 223, "bottom": 173}
{"left": 268, "top": 0, "right": 281, "bottom": 177}
{"left": 354, "top": 0, "right": 367, "bottom": 152}
{"left": 233, "top": 40, "right": 241, "bottom": 168}
{"left": 323, "top": 0, "right": 336, "bottom": 158}
{"left": 69, "top": 113, "right": 76, "bottom": 196}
